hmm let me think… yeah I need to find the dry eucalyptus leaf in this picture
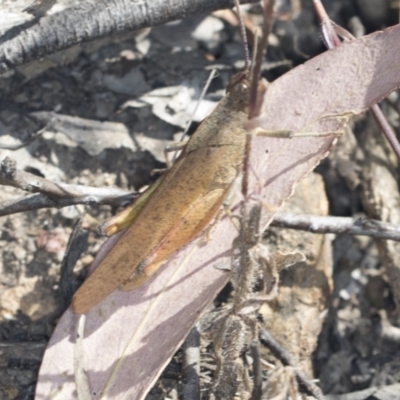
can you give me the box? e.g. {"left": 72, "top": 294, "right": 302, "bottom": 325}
{"left": 124, "top": 79, "right": 218, "bottom": 128}
{"left": 30, "top": 112, "right": 136, "bottom": 156}
{"left": 36, "top": 24, "right": 400, "bottom": 399}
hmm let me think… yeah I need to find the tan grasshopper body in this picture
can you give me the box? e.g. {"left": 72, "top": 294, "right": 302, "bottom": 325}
{"left": 72, "top": 72, "right": 257, "bottom": 314}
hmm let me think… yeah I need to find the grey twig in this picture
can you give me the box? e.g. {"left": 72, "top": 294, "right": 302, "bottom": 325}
{"left": 250, "top": 340, "right": 262, "bottom": 400}
{"left": 0, "top": 157, "right": 135, "bottom": 216}
{"left": 182, "top": 326, "right": 201, "bottom": 400}
{"left": 271, "top": 212, "right": 400, "bottom": 242}
{"left": 259, "top": 329, "right": 324, "bottom": 400}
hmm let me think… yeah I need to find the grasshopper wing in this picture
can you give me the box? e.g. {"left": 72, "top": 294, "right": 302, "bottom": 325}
{"left": 122, "top": 185, "right": 225, "bottom": 290}
{"left": 72, "top": 145, "right": 239, "bottom": 314}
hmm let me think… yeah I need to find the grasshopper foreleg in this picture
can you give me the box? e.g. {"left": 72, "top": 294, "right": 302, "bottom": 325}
{"left": 164, "top": 140, "right": 188, "bottom": 168}
{"left": 255, "top": 129, "right": 343, "bottom": 138}
{"left": 150, "top": 140, "right": 189, "bottom": 176}
{"left": 253, "top": 111, "right": 355, "bottom": 139}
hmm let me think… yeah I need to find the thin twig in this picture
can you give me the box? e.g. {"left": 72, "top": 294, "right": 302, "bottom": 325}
{"left": 271, "top": 212, "right": 400, "bottom": 241}
{"left": 250, "top": 340, "right": 263, "bottom": 400}
{"left": 0, "top": 157, "right": 135, "bottom": 216}
{"left": 0, "top": 193, "right": 127, "bottom": 216}
{"left": 259, "top": 329, "right": 324, "bottom": 400}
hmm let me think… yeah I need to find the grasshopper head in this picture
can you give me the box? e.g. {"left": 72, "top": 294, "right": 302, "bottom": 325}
{"left": 226, "top": 72, "right": 251, "bottom": 109}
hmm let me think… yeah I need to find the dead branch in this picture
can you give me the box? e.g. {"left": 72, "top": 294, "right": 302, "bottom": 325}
{"left": 271, "top": 212, "right": 400, "bottom": 242}
{"left": 0, "top": 0, "right": 258, "bottom": 74}
{"left": 259, "top": 329, "right": 324, "bottom": 400}
{"left": 0, "top": 157, "right": 135, "bottom": 216}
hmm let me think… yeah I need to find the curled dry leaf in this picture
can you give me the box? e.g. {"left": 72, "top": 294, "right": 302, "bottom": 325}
{"left": 124, "top": 80, "right": 219, "bottom": 129}
{"left": 36, "top": 24, "right": 400, "bottom": 399}
{"left": 30, "top": 112, "right": 136, "bottom": 157}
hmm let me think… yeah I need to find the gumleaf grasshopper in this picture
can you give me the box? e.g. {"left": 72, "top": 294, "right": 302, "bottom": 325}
{"left": 72, "top": 70, "right": 261, "bottom": 313}
{"left": 72, "top": 0, "right": 340, "bottom": 314}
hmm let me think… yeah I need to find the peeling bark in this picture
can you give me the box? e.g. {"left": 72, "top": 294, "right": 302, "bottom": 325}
{"left": 0, "top": 0, "right": 257, "bottom": 74}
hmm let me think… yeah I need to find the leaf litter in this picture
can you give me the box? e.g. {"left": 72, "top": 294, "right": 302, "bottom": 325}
{"left": 37, "top": 21, "right": 400, "bottom": 400}
{"left": 0, "top": 1, "right": 400, "bottom": 398}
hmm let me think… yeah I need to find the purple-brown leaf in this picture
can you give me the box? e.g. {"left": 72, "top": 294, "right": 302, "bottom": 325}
{"left": 36, "top": 24, "right": 400, "bottom": 400}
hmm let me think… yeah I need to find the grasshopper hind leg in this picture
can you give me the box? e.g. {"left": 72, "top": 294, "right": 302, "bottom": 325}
{"left": 121, "top": 188, "right": 226, "bottom": 291}
{"left": 121, "top": 260, "right": 164, "bottom": 291}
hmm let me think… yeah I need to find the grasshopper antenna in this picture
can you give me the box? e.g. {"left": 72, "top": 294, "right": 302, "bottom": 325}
{"left": 170, "top": 69, "right": 218, "bottom": 163}
{"left": 234, "top": 0, "right": 251, "bottom": 71}
{"left": 177, "top": 69, "right": 217, "bottom": 145}
{"left": 248, "top": 0, "right": 275, "bottom": 119}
